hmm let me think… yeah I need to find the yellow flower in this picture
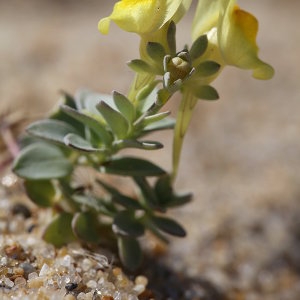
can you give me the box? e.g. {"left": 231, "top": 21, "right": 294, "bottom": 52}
{"left": 192, "top": 0, "right": 274, "bottom": 80}
{"left": 98, "top": 0, "right": 192, "bottom": 35}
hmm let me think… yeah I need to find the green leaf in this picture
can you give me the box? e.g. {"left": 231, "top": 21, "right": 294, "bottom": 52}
{"left": 43, "top": 212, "right": 76, "bottom": 247}
{"left": 143, "top": 111, "right": 170, "bottom": 126}
{"left": 154, "top": 176, "right": 192, "bottom": 208}
{"left": 50, "top": 91, "right": 84, "bottom": 135}
{"left": 156, "top": 88, "right": 172, "bottom": 106}
{"left": 127, "top": 59, "right": 155, "bottom": 74}
{"left": 146, "top": 42, "right": 166, "bottom": 63}
{"left": 193, "top": 85, "right": 219, "bottom": 100}
{"left": 117, "top": 236, "right": 142, "bottom": 271}
{"left": 113, "top": 211, "right": 144, "bottom": 237}
{"left": 114, "top": 139, "right": 163, "bottom": 151}
{"left": 103, "top": 157, "right": 166, "bottom": 177}
{"left": 26, "top": 119, "right": 79, "bottom": 145}
{"left": 75, "top": 90, "right": 119, "bottom": 116}
{"left": 190, "top": 34, "right": 208, "bottom": 60}
{"left": 96, "top": 179, "right": 142, "bottom": 210}
{"left": 167, "top": 21, "right": 176, "bottom": 56}
{"left": 60, "top": 105, "right": 113, "bottom": 145}
{"left": 72, "top": 195, "right": 115, "bottom": 216}
{"left": 96, "top": 102, "right": 129, "bottom": 139}
{"left": 154, "top": 175, "right": 173, "bottom": 207}
{"left": 133, "top": 176, "right": 160, "bottom": 210}
{"left": 72, "top": 211, "right": 102, "bottom": 243}
{"left": 64, "top": 133, "right": 107, "bottom": 153}
{"left": 13, "top": 143, "right": 73, "bottom": 180}
{"left": 142, "top": 117, "right": 175, "bottom": 134}
{"left": 136, "top": 80, "right": 161, "bottom": 103}
{"left": 194, "top": 61, "right": 221, "bottom": 77}
{"left": 112, "top": 91, "right": 135, "bottom": 123}
{"left": 151, "top": 216, "right": 186, "bottom": 237}
{"left": 24, "top": 179, "right": 56, "bottom": 207}
{"left": 168, "top": 193, "right": 193, "bottom": 207}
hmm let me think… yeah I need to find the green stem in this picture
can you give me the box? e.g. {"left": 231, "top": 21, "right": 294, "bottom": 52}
{"left": 172, "top": 89, "right": 197, "bottom": 182}
{"left": 127, "top": 73, "right": 155, "bottom": 106}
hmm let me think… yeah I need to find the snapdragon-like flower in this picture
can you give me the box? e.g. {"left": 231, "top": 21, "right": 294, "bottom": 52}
{"left": 192, "top": 0, "right": 274, "bottom": 80}
{"left": 98, "top": 0, "right": 192, "bottom": 103}
{"left": 98, "top": 0, "right": 192, "bottom": 35}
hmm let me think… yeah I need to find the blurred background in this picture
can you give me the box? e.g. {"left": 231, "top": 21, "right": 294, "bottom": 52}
{"left": 1, "top": 0, "right": 300, "bottom": 298}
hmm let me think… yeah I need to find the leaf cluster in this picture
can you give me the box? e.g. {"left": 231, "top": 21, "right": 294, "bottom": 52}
{"left": 13, "top": 90, "right": 190, "bottom": 270}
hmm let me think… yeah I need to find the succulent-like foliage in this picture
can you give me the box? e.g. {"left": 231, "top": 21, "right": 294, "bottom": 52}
{"left": 13, "top": 89, "right": 190, "bottom": 270}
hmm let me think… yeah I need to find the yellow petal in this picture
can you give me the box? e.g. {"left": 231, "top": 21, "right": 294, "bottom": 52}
{"left": 98, "top": 17, "right": 111, "bottom": 35}
{"left": 110, "top": 0, "right": 161, "bottom": 34}
{"left": 191, "top": 0, "right": 223, "bottom": 41}
{"left": 172, "top": 0, "right": 193, "bottom": 24}
{"left": 98, "top": 0, "right": 186, "bottom": 35}
{"left": 219, "top": 2, "right": 274, "bottom": 79}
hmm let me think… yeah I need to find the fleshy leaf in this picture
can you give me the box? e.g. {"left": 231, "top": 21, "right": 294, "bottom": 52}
{"left": 154, "top": 175, "right": 173, "bottom": 207}
{"left": 143, "top": 111, "right": 171, "bottom": 126}
{"left": 154, "top": 175, "right": 192, "bottom": 208}
{"left": 64, "top": 133, "right": 106, "bottom": 153}
{"left": 189, "top": 34, "right": 208, "bottom": 60}
{"left": 113, "top": 211, "right": 144, "bottom": 237}
{"left": 43, "top": 212, "right": 76, "bottom": 247}
{"left": 194, "top": 61, "right": 221, "bottom": 77}
{"left": 96, "top": 102, "right": 129, "bottom": 139}
{"left": 24, "top": 179, "right": 57, "bottom": 207}
{"left": 26, "top": 119, "right": 79, "bottom": 145}
{"left": 168, "top": 193, "right": 193, "bottom": 207}
{"left": 96, "top": 179, "right": 142, "bottom": 210}
{"left": 151, "top": 216, "right": 186, "bottom": 237}
{"left": 133, "top": 176, "right": 159, "bottom": 210}
{"left": 13, "top": 143, "right": 73, "bottom": 180}
{"left": 102, "top": 157, "right": 166, "bottom": 177}
{"left": 167, "top": 21, "right": 176, "bottom": 56}
{"left": 142, "top": 117, "right": 175, "bottom": 134}
{"left": 193, "top": 85, "right": 219, "bottom": 100}
{"left": 146, "top": 42, "right": 166, "bottom": 64}
{"left": 114, "top": 139, "right": 163, "bottom": 151}
{"left": 112, "top": 91, "right": 135, "bottom": 123}
{"left": 72, "top": 211, "right": 102, "bottom": 243}
{"left": 135, "top": 80, "right": 161, "bottom": 103}
{"left": 60, "top": 105, "right": 112, "bottom": 145}
{"left": 117, "top": 236, "right": 142, "bottom": 271}
{"left": 127, "top": 59, "right": 156, "bottom": 74}
{"left": 50, "top": 92, "right": 84, "bottom": 135}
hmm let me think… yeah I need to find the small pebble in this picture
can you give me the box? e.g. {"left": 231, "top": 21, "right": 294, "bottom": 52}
{"left": 14, "top": 276, "right": 27, "bottom": 287}
{"left": 65, "top": 282, "right": 78, "bottom": 291}
{"left": 82, "top": 258, "right": 93, "bottom": 271}
{"left": 135, "top": 275, "right": 148, "bottom": 287}
{"left": 133, "top": 284, "right": 145, "bottom": 294}
{"left": 20, "top": 262, "right": 36, "bottom": 279}
{"left": 27, "top": 276, "right": 44, "bottom": 289}
{"left": 39, "top": 263, "right": 50, "bottom": 276}
{"left": 27, "top": 223, "right": 37, "bottom": 233}
{"left": 28, "top": 272, "right": 38, "bottom": 280}
{"left": 61, "top": 255, "right": 73, "bottom": 268}
{"left": 101, "top": 296, "right": 114, "bottom": 300}
{"left": 13, "top": 267, "right": 24, "bottom": 276}
{"left": 11, "top": 203, "right": 32, "bottom": 219}
{"left": 4, "top": 243, "right": 25, "bottom": 260}
{"left": 4, "top": 277, "right": 14, "bottom": 288}
{"left": 86, "top": 279, "right": 97, "bottom": 289}
{"left": 64, "top": 294, "right": 76, "bottom": 300}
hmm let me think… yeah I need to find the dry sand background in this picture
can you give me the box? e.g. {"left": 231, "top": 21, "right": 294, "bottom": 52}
{"left": 1, "top": 0, "right": 300, "bottom": 299}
